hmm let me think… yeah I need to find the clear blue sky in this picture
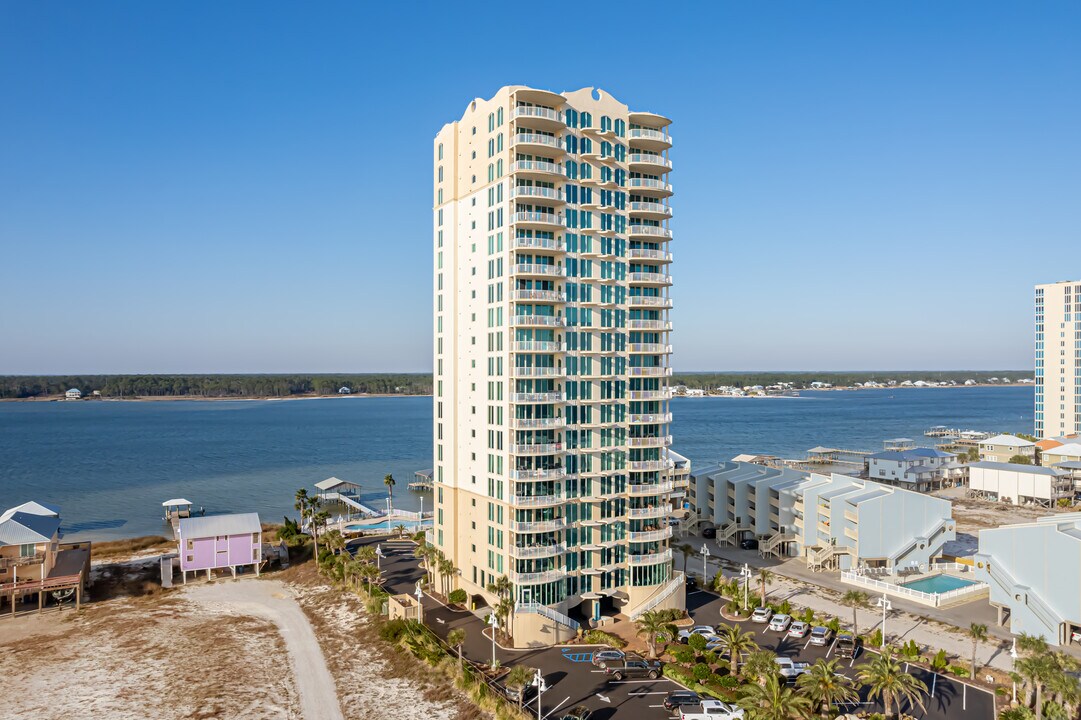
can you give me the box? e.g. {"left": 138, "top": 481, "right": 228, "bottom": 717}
{"left": 1, "top": 1, "right": 1078, "bottom": 374}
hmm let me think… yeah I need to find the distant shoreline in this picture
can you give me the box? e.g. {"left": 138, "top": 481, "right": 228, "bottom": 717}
{"left": 0, "top": 393, "right": 433, "bottom": 403}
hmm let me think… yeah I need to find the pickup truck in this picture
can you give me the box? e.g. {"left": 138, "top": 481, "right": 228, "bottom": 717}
{"left": 774, "top": 656, "right": 810, "bottom": 680}
{"left": 678, "top": 699, "right": 745, "bottom": 720}
{"left": 604, "top": 659, "right": 663, "bottom": 681}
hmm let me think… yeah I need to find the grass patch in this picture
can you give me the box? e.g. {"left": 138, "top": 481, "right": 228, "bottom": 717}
{"left": 582, "top": 629, "right": 627, "bottom": 649}
{"left": 91, "top": 535, "right": 172, "bottom": 559}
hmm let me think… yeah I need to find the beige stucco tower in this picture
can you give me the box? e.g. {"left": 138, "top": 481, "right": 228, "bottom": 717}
{"left": 431, "top": 86, "right": 687, "bottom": 646}
{"left": 1036, "top": 280, "right": 1081, "bottom": 439}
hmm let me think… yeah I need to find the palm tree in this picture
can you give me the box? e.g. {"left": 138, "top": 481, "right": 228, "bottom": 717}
{"left": 359, "top": 562, "right": 380, "bottom": 593}
{"left": 1015, "top": 633, "right": 1055, "bottom": 720}
{"left": 439, "top": 557, "right": 456, "bottom": 597}
{"left": 968, "top": 623, "right": 988, "bottom": 680}
{"left": 395, "top": 523, "right": 407, "bottom": 539}
{"left": 743, "top": 648, "right": 779, "bottom": 684}
{"left": 495, "top": 597, "right": 515, "bottom": 643}
{"left": 634, "top": 610, "right": 677, "bottom": 658}
{"left": 323, "top": 529, "right": 345, "bottom": 556}
{"left": 757, "top": 568, "right": 772, "bottom": 606}
{"left": 505, "top": 665, "right": 536, "bottom": 709}
{"left": 740, "top": 672, "right": 813, "bottom": 720}
{"left": 677, "top": 543, "right": 694, "bottom": 574}
{"left": 857, "top": 648, "right": 928, "bottom": 719}
{"left": 295, "top": 488, "right": 310, "bottom": 518}
{"left": 384, "top": 473, "right": 396, "bottom": 514}
{"left": 448, "top": 628, "right": 466, "bottom": 670}
{"left": 840, "top": 590, "right": 870, "bottom": 637}
{"left": 797, "top": 658, "right": 859, "bottom": 717}
{"left": 717, "top": 624, "right": 758, "bottom": 678}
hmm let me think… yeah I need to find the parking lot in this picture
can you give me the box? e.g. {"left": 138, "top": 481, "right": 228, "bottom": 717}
{"left": 353, "top": 536, "right": 995, "bottom": 720}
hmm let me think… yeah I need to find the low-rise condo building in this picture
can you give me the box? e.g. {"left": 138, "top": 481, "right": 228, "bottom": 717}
{"left": 689, "top": 462, "right": 956, "bottom": 571}
{"left": 0, "top": 501, "right": 91, "bottom": 614}
{"left": 978, "top": 434, "right": 1037, "bottom": 464}
{"left": 177, "top": 513, "right": 263, "bottom": 582}
{"left": 863, "top": 447, "right": 961, "bottom": 491}
{"left": 975, "top": 512, "right": 1081, "bottom": 646}
{"left": 968, "top": 461, "right": 1073, "bottom": 507}
{"left": 1043, "top": 442, "right": 1081, "bottom": 467}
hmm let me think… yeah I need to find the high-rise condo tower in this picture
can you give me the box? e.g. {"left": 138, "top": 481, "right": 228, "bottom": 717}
{"left": 1036, "top": 280, "right": 1081, "bottom": 438}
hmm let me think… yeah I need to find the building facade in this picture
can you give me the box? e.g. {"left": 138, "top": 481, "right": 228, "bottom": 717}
{"left": 0, "top": 501, "right": 91, "bottom": 613}
{"left": 177, "top": 513, "right": 263, "bottom": 581}
{"left": 1036, "top": 280, "right": 1081, "bottom": 439}
{"left": 432, "top": 86, "right": 685, "bottom": 643}
{"left": 977, "top": 434, "right": 1037, "bottom": 464}
{"left": 968, "top": 461, "right": 1072, "bottom": 507}
{"left": 863, "top": 447, "right": 960, "bottom": 492}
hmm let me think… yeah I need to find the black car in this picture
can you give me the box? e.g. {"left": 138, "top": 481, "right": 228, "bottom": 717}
{"left": 503, "top": 682, "right": 537, "bottom": 704}
{"left": 604, "top": 659, "right": 663, "bottom": 681}
{"left": 740, "top": 538, "right": 759, "bottom": 550}
{"left": 663, "top": 691, "right": 701, "bottom": 710}
{"left": 685, "top": 575, "right": 698, "bottom": 590}
{"left": 701, "top": 526, "right": 716, "bottom": 539}
{"left": 559, "top": 707, "right": 592, "bottom": 720}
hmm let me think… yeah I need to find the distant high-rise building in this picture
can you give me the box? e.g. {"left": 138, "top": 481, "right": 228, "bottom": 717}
{"left": 431, "top": 86, "right": 687, "bottom": 646}
{"left": 1035, "top": 280, "right": 1081, "bottom": 438}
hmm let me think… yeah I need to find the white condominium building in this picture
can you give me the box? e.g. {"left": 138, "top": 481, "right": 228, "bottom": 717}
{"left": 431, "top": 86, "right": 685, "bottom": 646}
{"left": 1036, "top": 280, "right": 1081, "bottom": 439}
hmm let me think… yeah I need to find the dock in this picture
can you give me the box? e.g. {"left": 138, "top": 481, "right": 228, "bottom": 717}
{"left": 409, "top": 469, "right": 434, "bottom": 492}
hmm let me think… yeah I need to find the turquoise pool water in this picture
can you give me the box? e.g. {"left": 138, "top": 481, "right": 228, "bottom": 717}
{"left": 901, "top": 574, "right": 977, "bottom": 594}
{"left": 346, "top": 519, "right": 432, "bottom": 532}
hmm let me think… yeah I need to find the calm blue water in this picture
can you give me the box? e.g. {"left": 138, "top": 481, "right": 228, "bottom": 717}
{"left": 0, "top": 387, "right": 1032, "bottom": 541}
{"left": 902, "top": 574, "right": 979, "bottom": 594}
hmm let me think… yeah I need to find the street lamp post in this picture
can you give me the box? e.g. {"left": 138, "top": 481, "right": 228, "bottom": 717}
{"left": 375, "top": 544, "right": 384, "bottom": 571}
{"left": 1010, "top": 638, "right": 1018, "bottom": 703}
{"left": 415, "top": 583, "right": 424, "bottom": 624}
{"left": 876, "top": 593, "right": 891, "bottom": 649}
{"left": 740, "top": 563, "right": 753, "bottom": 610}
{"left": 534, "top": 668, "right": 547, "bottom": 720}
{"left": 488, "top": 612, "right": 499, "bottom": 666}
{"left": 700, "top": 544, "right": 710, "bottom": 584}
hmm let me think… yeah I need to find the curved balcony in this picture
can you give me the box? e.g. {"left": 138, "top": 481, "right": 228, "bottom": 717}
{"left": 510, "top": 365, "right": 565, "bottom": 378}
{"left": 511, "top": 517, "right": 567, "bottom": 533}
{"left": 512, "top": 105, "right": 565, "bottom": 129}
{"left": 628, "top": 549, "right": 673, "bottom": 566}
{"left": 509, "top": 468, "right": 565, "bottom": 481}
{"left": 627, "top": 177, "right": 673, "bottom": 196}
{"left": 510, "top": 543, "right": 566, "bottom": 560}
{"left": 628, "top": 295, "right": 672, "bottom": 309}
{"left": 513, "top": 133, "right": 564, "bottom": 154}
{"left": 511, "top": 238, "right": 563, "bottom": 255}
{"left": 627, "top": 319, "right": 672, "bottom": 331}
{"left": 512, "top": 340, "right": 564, "bottom": 353}
{"left": 627, "top": 412, "right": 673, "bottom": 424}
{"left": 514, "top": 263, "right": 565, "bottom": 278}
{"left": 508, "top": 442, "right": 563, "bottom": 456}
{"left": 628, "top": 224, "right": 673, "bottom": 240}
{"left": 509, "top": 567, "right": 567, "bottom": 584}
{"left": 628, "top": 272, "right": 673, "bottom": 287}
{"left": 628, "top": 458, "right": 675, "bottom": 471}
{"left": 511, "top": 315, "right": 565, "bottom": 328}
{"left": 627, "top": 434, "right": 673, "bottom": 447}
{"left": 628, "top": 506, "right": 671, "bottom": 520}
{"left": 628, "top": 366, "right": 673, "bottom": 377}
{"left": 628, "top": 480, "right": 676, "bottom": 496}
{"left": 628, "top": 527, "right": 673, "bottom": 542}
{"left": 513, "top": 211, "right": 564, "bottom": 229}
{"left": 628, "top": 201, "right": 672, "bottom": 220}
{"left": 510, "top": 289, "right": 565, "bottom": 304}
{"left": 509, "top": 493, "right": 565, "bottom": 508}
{"left": 510, "top": 392, "right": 565, "bottom": 404}
{"left": 628, "top": 343, "right": 672, "bottom": 355}
{"left": 509, "top": 416, "right": 565, "bottom": 429}
{"left": 628, "top": 128, "right": 673, "bottom": 150}
{"left": 510, "top": 185, "right": 565, "bottom": 204}
{"left": 627, "top": 247, "right": 673, "bottom": 263}
{"left": 627, "top": 387, "right": 672, "bottom": 400}
{"left": 629, "top": 153, "right": 672, "bottom": 172}
{"left": 512, "top": 159, "right": 563, "bottom": 178}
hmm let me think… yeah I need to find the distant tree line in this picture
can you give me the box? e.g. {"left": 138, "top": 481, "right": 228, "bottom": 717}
{"left": 668, "top": 370, "right": 1032, "bottom": 390}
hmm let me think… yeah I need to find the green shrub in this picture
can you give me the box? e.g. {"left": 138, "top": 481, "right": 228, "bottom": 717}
{"left": 1000, "top": 708, "right": 1035, "bottom": 720}
{"left": 949, "top": 664, "right": 969, "bottom": 677}
{"left": 448, "top": 589, "right": 467, "bottom": 604}
{"left": 670, "top": 646, "right": 696, "bottom": 665}
{"left": 825, "top": 617, "right": 841, "bottom": 633}
{"left": 868, "top": 629, "right": 883, "bottom": 648}
{"left": 656, "top": 607, "right": 684, "bottom": 622}
{"left": 713, "top": 675, "right": 740, "bottom": 688}
{"left": 692, "top": 663, "right": 712, "bottom": 682}
{"left": 778, "top": 600, "right": 793, "bottom": 616}
{"left": 663, "top": 665, "right": 728, "bottom": 702}
{"left": 582, "top": 630, "right": 627, "bottom": 649}
{"left": 379, "top": 618, "right": 409, "bottom": 642}
{"left": 799, "top": 608, "right": 815, "bottom": 624}
{"left": 688, "top": 634, "right": 708, "bottom": 652}
{"left": 702, "top": 651, "right": 719, "bottom": 666}
{"left": 930, "top": 649, "right": 949, "bottom": 672}
{"left": 899, "top": 639, "right": 921, "bottom": 660}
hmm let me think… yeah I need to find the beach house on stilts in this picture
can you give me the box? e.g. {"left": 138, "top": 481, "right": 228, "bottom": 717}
{"left": 177, "top": 513, "right": 263, "bottom": 582}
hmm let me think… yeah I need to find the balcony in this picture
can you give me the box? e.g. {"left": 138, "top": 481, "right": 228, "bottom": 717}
{"left": 628, "top": 527, "right": 673, "bottom": 542}
{"left": 513, "top": 211, "right": 564, "bottom": 228}
{"left": 628, "top": 296, "right": 672, "bottom": 309}
{"left": 512, "top": 340, "right": 564, "bottom": 353}
{"left": 514, "top": 263, "right": 565, "bottom": 278}
{"left": 628, "top": 201, "right": 672, "bottom": 220}
{"left": 510, "top": 289, "right": 565, "bottom": 303}
{"left": 512, "top": 518, "right": 567, "bottom": 533}
{"left": 628, "top": 505, "right": 670, "bottom": 519}
{"left": 628, "top": 272, "right": 673, "bottom": 287}
{"left": 513, "top": 133, "right": 564, "bottom": 153}
{"left": 627, "top": 412, "right": 673, "bottom": 424}
{"left": 509, "top": 416, "right": 565, "bottom": 429}
{"left": 509, "top": 468, "right": 565, "bottom": 480}
{"left": 510, "top": 185, "right": 565, "bottom": 203}
{"left": 511, "top": 237, "right": 563, "bottom": 254}
{"left": 510, "top": 315, "right": 565, "bottom": 328}
{"left": 628, "top": 366, "right": 673, "bottom": 377}
{"left": 628, "top": 224, "right": 673, "bottom": 240}
{"left": 510, "top": 543, "right": 566, "bottom": 560}
{"left": 509, "top": 493, "right": 565, "bottom": 507}
{"left": 628, "top": 480, "right": 676, "bottom": 495}
{"left": 509, "top": 567, "right": 567, "bottom": 584}
{"left": 626, "top": 433, "right": 673, "bottom": 447}
{"left": 510, "top": 365, "right": 565, "bottom": 378}
{"left": 628, "top": 127, "right": 673, "bottom": 150}
{"left": 627, "top": 343, "right": 673, "bottom": 354}
{"left": 512, "top": 159, "right": 563, "bottom": 177}
{"left": 0, "top": 553, "right": 45, "bottom": 569}
{"left": 628, "top": 549, "right": 673, "bottom": 566}
{"left": 627, "top": 177, "right": 673, "bottom": 196}
{"left": 627, "top": 247, "right": 673, "bottom": 263}
{"left": 512, "top": 105, "right": 565, "bottom": 128}
{"left": 628, "top": 458, "right": 675, "bottom": 471}
{"left": 629, "top": 153, "right": 672, "bottom": 172}
{"left": 508, "top": 442, "right": 563, "bottom": 456}
{"left": 627, "top": 319, "right": 672, "bottom": 331}
{"left": 510, "top": 392, "right": 565, "bottom": 404}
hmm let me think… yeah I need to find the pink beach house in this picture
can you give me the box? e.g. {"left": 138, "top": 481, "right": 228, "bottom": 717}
{"left": 177, "top": 513, "right": 262, "bottom": 582}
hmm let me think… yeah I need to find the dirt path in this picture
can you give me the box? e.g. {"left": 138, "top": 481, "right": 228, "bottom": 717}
{"left": 185, "top": 580, "right": 344, "bottom": 720}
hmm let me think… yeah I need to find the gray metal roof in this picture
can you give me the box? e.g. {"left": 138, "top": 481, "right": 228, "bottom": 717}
{"left": 981, "top": 434, "right": 1036, "bottom": 447}
{"left": 178, "top": 512, "right": 262, "bottom": 538}
{"left": 0, "top": 511, "right": 61, "bottom": 546}
{"left": 969, "top": 461, "right": 1066, "bottom": 476}
{"left": 315, "top": 477, "right": 357, "bottom": 491}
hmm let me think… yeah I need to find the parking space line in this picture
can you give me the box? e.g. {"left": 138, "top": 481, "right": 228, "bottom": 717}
{"left": 826, "top": 639, "right": 836, "bottom": 657}
{"left": 930, "top": 672, "right": 937, "bottom": 698}
{"left": 541, "top": 696, "right": 570, "bottom": 719}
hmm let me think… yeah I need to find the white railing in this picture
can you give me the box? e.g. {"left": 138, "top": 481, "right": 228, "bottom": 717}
{"left": 509, "top": 567, "right": 566, "bottom": 584}
{"left": 629, "top": 153, "right": 672, "bottom": 169}
{"left": 511, "top": 237, "right": 564, "bottom": 252}
{"left": 627, "top": 248, "right": 673, "bottom": 262}
{"left": 628, "top": 527, "right": 673, "bottom": 542}
{"left": 510, "top": 392, "right": 565, "bottom": 403}
{"left": 839, "top": 571, "right": 988, "bottom": 608}
{"left": 514, "top": 211, "right": 563, "bottom": 225}
{"left": 627, "top": 433, "right": 673, "bottom": 445}
{"left": 628, "top": 506, "right": 670, "bottom": 519}
{"left": 628, "top": 366, "right": 673, "bottom": 376}
{"left": 511, "top": 315, "right": 565, "bottom": 327}
{"left": 509, "top": 443, "right": 563, "bottom": 455}
{"left": 627, "top": 319, "right": 672, "bottom": 331}
{"left": 516, "top": 601, "right": 580, "bottom": 630}
{"left": 629, "top": 128, "right": 672, "bottom": 144}
{"left": 628, "top": 273, "right": 673, "bottom": 286}
{"left": 512, "top": 518, "right": 567, "bottom": 533}
{"left": 514, "top": 133, "right": 561, "bottom": 149}
{"left": 511, "top": 186, "right": 562, "bottom": 201}
{"left": 510, "top": 494, "right": 565, "bottom": 508}
{"left": 628, "top": 480, "right": 676, "bottom": 495}
{"left": 627, "top": 390, "right": 672, "bottom": 401}
{"left": 628, "top": 225, "right": 673, "bottom": 239}
{"left": 511, "top": 366, "right": 565, "bottom": 377}
{"left": 628, "top": 459, "right": 675, "bottom": 471}
{"left": 512, "top": 341, "right": 564, "bottom": 353}
{"left": 930, "top": 561, "right": 972, "bottom": 573}
{"left": 628, "top": 201, "right": 672, "bottom": 215}
{"left": 515, "top": 263, "right": 565, "bottom": 277}
{"left": 510, "top": 289, "right": 564, "bottom": 303}
{"left": 628, "top": 178, "right": 672, "bottom": 193}
{"left": 513, "top": 106, "right": 562, "bottom": 123}
{"left": 510, "top": 543, "right": 566, "bottom": 559}
{"left": 513, "top": 160, "right": 561, "bottom": 174}
{"left": 628, "top": 549, "right": 673, "bottom": 565}
{"left": 628, "top": 413, "right": 673, "bottom": 424}
{"left": 509, "top": 468, "right": 565, "bottom": 480}
{"left": 509, "top": 416, "right": 565, "bottom": 429}
{"left": 629, "top": 571, "right": 684, "bottom": 621}
{"left": 627, "top": 343, "right": 673, "bottom": 354}
{"left": 628, "top": 296, "right": 672, "bottom": 308}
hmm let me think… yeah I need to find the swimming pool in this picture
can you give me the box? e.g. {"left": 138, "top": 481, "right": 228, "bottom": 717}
{"left": 345, "top": 519, "right": 432, "bottom": 532}
{"left": 901, "top": 574, "right": 978, "bottom": 594}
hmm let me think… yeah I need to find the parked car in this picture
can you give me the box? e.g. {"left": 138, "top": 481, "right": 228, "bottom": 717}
{"left": 768, "top": 614, "right": 792, "bottom": 632}
{"left": 774, "top": 656, "right": 810, "bottom": 680}
{"left": 591, "top": 649, "right": 625, "bottom": 667}
{"left": 503, "top": 681, "right": 538, "bottom": 704}
{"left": 685, "top": 575, "right": 698, "bottom": 591}
{"left": 679, "top": 625, "right": 718, "bottom": 643}
{"left": 558, "top": 706, "right": 592, "bottom": 720}
{"left": 787, "top": 621, "right": 809, "bottom": 639}
{"left": 809, "top": 626, "right": 833, "bottom": 646}
{"left": 663, "top": 691, "right": 702, "bottom": 711}
{"left": 739, "top": 538, "right": 759, "bottom": 550}
{"left": 751, "top": 606, "right": 773, "bottom": 623}
{"left": 702, "top": 526, "right": 717, "bottom": 539}
{"left": 604, "top": 658, "right": 663, "bottom": 681}
{"left": 678, "top": 699, "right": 745, "bottom": 720}
{"left": 835, "top": 633, "right": 860, "bottom": 658}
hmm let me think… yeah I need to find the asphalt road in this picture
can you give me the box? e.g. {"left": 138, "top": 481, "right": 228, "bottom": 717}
{"left": 350, "top": 536, "right": 995, "bottom": 720}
